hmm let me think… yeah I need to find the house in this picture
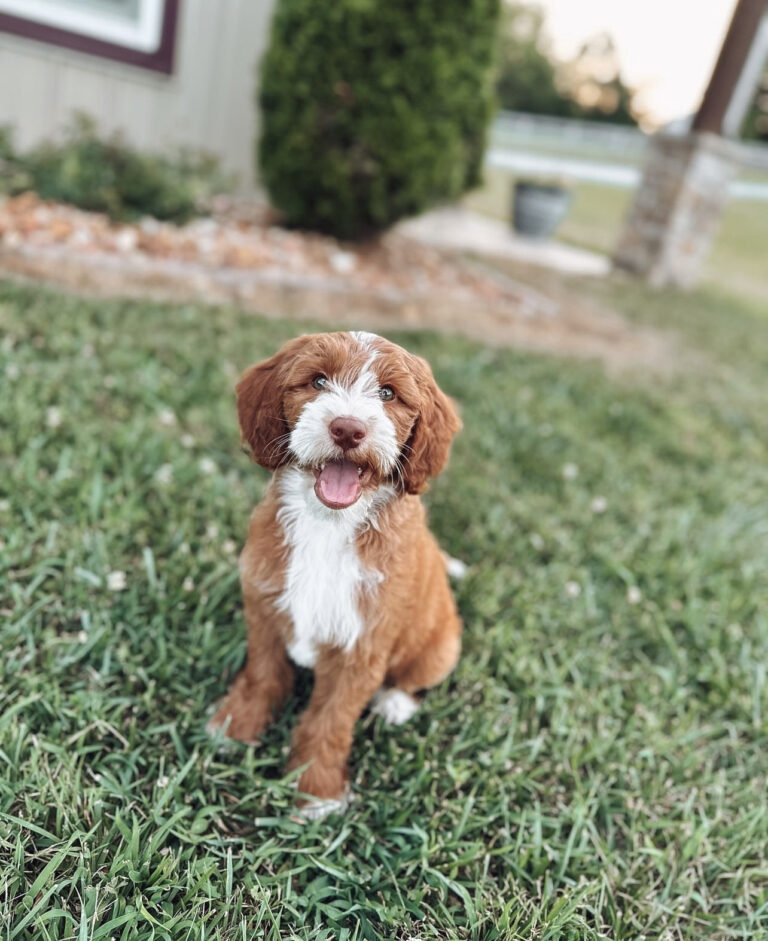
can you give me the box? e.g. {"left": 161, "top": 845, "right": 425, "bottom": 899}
{"left": 0, "top": 0, "right": 276, "bottom": 190}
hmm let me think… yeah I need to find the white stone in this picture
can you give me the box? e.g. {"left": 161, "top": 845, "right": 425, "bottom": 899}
{"left": 330, "top": 250, "right": 357, "bottom": 274}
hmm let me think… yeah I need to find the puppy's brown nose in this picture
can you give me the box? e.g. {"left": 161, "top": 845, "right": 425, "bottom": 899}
{"left": 329, "top": 416, "right": 366, "bottom": 450}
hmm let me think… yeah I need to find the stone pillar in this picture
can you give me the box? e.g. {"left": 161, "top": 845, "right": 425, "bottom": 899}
{"left": 613, "top": 132, "right": 740, "bottom": 288}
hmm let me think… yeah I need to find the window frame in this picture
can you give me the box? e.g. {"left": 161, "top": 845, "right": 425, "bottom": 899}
{"left": 0, "top": 0, "right": 179, "bottom": 74}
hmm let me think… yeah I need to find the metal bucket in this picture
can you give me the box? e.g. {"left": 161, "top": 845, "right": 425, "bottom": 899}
{"left": 512, "top": 181, "right": 572, "bottom": 239}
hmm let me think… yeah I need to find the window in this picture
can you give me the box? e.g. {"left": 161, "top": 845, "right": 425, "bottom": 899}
{"left": 0, "top": 0, "right": 179, "bottom": 73}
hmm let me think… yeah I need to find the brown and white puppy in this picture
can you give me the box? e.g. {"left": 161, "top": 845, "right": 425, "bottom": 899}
{"left": 208, "top": 330, "right": 462, "bottom": 817}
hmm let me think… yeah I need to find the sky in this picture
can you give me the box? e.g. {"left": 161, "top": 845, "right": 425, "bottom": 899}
{"left": 537, "top": 0, "right": 739, "bottom": 125}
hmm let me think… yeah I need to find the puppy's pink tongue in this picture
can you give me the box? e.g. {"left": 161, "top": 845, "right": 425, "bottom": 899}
{"left": 315, "top": 460, "right": 362, "bottom": 509}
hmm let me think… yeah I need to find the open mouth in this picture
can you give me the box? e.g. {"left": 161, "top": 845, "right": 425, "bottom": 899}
{"left": 313, "top": 460, "right": 374, "bottom": 510}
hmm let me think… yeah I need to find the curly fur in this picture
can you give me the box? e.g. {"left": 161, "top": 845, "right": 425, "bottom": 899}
{"left": 209, "top": 331, "right": 462, "bottom": 814}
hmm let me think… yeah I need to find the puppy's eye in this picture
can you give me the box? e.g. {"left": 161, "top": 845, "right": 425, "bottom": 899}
{"left": 378, "top": 386, "right": 395, "bottom": 402}
{"left": 312, "top": 375, "right": 329, "bottom": 391}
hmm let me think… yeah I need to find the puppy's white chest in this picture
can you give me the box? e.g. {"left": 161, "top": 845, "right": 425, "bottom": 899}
{"left": 279, "top": 522, "right": 365, "bottom": 667}
{"left": 275, "top": 471, "right": 382, "bottom": 667}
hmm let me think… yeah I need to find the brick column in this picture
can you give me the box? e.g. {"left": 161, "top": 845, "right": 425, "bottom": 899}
{"left": 613, "top": 132, "right": 739, "bottom": 288}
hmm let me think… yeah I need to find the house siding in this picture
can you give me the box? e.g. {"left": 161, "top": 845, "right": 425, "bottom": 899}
{"left": 0, "top": 0, "right": 276, "bottom": 190}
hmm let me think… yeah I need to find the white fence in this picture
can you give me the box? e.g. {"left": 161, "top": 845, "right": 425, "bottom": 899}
{"left": 492, "top": 110, "right": 768, "bottom": 173}
{"left": 493, "top": 111, "right": 647, "bottom": 158}
{"left": 490, "top": 110, "right": 768, "bottom": 199}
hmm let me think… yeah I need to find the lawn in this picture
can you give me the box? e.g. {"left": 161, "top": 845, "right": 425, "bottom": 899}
{"left": 2, "top": 275, "right": 768, "bottom": 940}
{"left": 465, "top": 166, "right": 768, "bottom": 306}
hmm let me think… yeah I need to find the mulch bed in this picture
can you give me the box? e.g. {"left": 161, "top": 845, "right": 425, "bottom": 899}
{"left": 0, "top": 193, "right": 673, "bottom": 370}
{"left": 0, "top": 192, "right": 526, "bottom": 302}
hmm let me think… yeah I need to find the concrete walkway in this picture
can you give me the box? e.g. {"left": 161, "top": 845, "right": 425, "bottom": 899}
{"left": 398, "top": 206, "right": 611, "bottom": 277}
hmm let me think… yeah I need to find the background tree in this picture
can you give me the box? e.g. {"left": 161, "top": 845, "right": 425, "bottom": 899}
{"left": 496, "top": 2, "right": 639, "bottom": 125}
{"left": 562, "top": 33, "right": 638, "bottom": 125}
{"left": 743, "top": 61, "right": 768, "bottom": 140}
{"left": 496, "top": 4, "right": 572, "bottom": 117}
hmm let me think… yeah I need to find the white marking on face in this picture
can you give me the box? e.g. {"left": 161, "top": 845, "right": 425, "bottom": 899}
{"left": 349, "top": 330, "right": 381, "bottom": 351}
{"left": 275, "top": 468, "right": 390, "bottom": 668}
{"left": 288, "top": 354, "right": 400, "bottom": 475}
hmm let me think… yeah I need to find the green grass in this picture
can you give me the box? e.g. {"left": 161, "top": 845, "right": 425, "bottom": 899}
{"left": 465, "top": 167, "right": 768, "bottom": 306}
{"left": 705, "top": 201, "right": 768, "bottom": 305}
{"left": 2, "top": 277, "right": 768, "bottom": 939}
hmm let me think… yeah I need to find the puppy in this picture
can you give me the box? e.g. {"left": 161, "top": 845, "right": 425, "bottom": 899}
{"left": 209, "top": 330, "right": 462, "bottom": 816}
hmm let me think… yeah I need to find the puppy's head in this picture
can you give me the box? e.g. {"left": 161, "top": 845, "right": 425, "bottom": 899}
{"left": 236, "top": 331, "right": 461, "bottom": 509}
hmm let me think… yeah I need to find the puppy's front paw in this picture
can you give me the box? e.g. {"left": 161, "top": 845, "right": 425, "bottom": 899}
{"left": 291, "top": 760, "right": 350, "bottom": 814}
{"left": 294, "top": 787, "right": 354, "bottom": 822}
{"left": 206, "top": 688, "right": 269, "bottom": 745}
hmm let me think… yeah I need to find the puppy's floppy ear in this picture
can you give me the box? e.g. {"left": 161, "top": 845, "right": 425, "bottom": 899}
{"left": 401, "top": 356, "right": 462, "bottom": 495}
{"left": 236, "top": 339, "right": 300, "bottom": 469}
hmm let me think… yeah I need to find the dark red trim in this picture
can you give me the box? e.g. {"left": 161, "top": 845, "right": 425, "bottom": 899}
{"left": 693, "top": 0, "right": 767, "bottom": 134}
{"left": 0, "top": 0, "right": 179, "bottom": 75}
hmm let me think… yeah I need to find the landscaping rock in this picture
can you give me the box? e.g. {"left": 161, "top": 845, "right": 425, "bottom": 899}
{"left": 0, "top": 193, "right": 673, "bottom": 370}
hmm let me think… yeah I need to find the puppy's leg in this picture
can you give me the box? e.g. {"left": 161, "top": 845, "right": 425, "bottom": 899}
{"left": 374, "top": 617, "right": 461, "bottom": 725}
{"left": 287, "top": 647, "right": 386, "bottom": 812}
{"left": 208, "top": 589, "right": 294, "bottom": 744}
